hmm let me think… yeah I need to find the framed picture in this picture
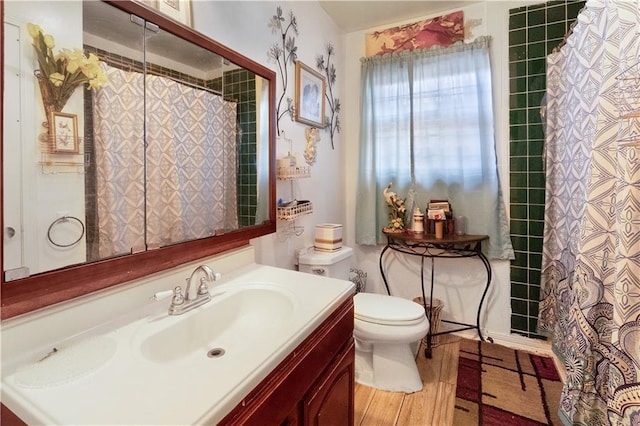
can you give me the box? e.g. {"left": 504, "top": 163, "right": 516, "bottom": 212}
{"left": 295, "top": 61, "right": 326, "bottom": 128}
{"left": 50, "top": 112, "right": 79, "bottom": 154}
{"left": 156, "top": 0, "right": 192, "bottom": 27}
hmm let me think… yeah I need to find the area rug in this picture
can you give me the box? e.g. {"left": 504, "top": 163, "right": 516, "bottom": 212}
{"left": 453, "top": 338, "right": 564, "bottom": 426}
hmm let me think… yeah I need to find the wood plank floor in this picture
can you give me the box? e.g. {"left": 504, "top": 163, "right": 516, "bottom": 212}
{"left": 354, "top": 335, "right": 462, "bottom": 426}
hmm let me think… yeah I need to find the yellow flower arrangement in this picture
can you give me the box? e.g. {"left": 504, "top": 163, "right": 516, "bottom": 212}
{"left": 27, "top": 23, "right": 108, "bottom": 115}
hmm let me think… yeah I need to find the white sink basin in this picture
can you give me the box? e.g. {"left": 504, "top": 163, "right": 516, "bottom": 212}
{"left": 138, "top": 284, "right": 297, "bottom": 364}
{"left": 2, "top": 263, "right": 354, "bottom": 425}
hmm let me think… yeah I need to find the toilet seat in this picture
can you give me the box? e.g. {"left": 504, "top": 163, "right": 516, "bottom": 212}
{"left": 354, "top": 293, "right": 426, "bottom": 326}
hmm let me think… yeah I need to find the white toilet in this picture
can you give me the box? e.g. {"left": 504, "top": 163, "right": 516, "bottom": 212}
{"left": 298, "top": 246, "right": 429, "bottom": 393}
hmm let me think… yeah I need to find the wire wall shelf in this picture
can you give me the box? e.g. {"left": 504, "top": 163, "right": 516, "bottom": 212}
{"left": 277, "top": 166, "right": 311, "bottom": 180}
{"left": 277, "top": 201, "right": 313, "bottom": 221}
{"left": 277, "top": 221, "right": 305, "bottom": 241}
{"left": 276, "top": 130, "right": 313, "bottom": 239}
{"left": 38, "top": 135, "right": 88, "bottom": 174}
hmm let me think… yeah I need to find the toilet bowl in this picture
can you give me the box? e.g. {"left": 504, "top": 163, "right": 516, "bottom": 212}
{"left": 298, "top": 246, "right": 429, "bottom": 393}
{"left": 353, "top": 292, "right": 429, "bottom": 393}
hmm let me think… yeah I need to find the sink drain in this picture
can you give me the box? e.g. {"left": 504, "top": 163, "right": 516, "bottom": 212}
{"left": 207, "top": 348, "right": 225, "bottom": 358}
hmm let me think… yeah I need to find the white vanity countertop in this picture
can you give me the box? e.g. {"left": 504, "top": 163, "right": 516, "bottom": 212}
{"left": 1, "top": 263, "right": 355, "bottom": 425}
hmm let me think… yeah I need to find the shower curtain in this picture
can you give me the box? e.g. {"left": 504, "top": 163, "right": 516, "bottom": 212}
{"left": 144, "top": 71, "right": 238, "bottom": 249}
{"left": 92, "top": 63, "right": 146, "bottom": 257}
{"left": 93, "top": 64, "right": 238, "bottom": 258}
{"left": 538, "top": 1, "right": 640, "bottom": 425}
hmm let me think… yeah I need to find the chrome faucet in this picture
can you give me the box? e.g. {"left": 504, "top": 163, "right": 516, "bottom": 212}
{"left": 154, "top": 265, "right": 221, "bottom": 315}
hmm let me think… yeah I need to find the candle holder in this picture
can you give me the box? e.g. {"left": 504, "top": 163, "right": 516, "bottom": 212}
{"left": 434, "top": 220, "right": 445, "bottom": 239}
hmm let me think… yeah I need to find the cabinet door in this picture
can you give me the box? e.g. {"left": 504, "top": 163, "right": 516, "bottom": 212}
{"left": 1, "top": 403, "right": 26, "bottom": 426}
{"left": 303, "top": 341, "right": 355, "bottom": 426}
{"left": 280, "top": 405, "right": 300, "bottom": 426}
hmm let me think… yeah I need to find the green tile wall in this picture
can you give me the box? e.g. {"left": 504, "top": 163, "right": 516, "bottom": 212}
{"left": 222, "top": 69, "right": 258, "bottom": 227}
{"left": 508, "top": 0, "right": 584, "bottom": 338}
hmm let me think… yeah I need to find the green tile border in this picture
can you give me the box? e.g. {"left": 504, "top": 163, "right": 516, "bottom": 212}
{"left": 508, "top": 0, "right": 585, "bottom": 339}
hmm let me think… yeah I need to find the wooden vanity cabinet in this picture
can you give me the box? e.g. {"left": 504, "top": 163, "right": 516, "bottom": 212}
{"left": 1, "top": 404, "right": 26, "bottom": 426}
{"left": 219, "top": 297, "right": 355, "bottom": 426}
{"left": 303, "top": 338, "right": 355, "bottom": 425}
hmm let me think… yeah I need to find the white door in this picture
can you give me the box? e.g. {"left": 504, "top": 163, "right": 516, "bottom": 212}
{"left": 3, "top": 22, "right": 25, "bottom": 274}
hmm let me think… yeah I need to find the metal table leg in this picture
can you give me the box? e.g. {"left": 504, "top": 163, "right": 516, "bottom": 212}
{"left": 379, "top": 244, "right": 392, "bottom": 296}
{"left": 424, "top": 256, "right": 435, "bottom": 358}
{"left": 475, "top": 250, "right": 493, "bottom": 343}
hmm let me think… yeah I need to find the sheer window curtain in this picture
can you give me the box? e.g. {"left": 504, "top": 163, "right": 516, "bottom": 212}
{"left": 356, "top": 37, "right": 514, "bottom": 260}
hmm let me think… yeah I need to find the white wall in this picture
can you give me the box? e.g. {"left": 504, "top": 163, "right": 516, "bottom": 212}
{"left": 197, "top": 0, "right": 550, "bottom": 344}
{"left": 4, "top": 1, "right": 86, "bottom": 276}
{"left": 342, "top": 1, "right": 538, "bottom": 342}
{"left": 193, "top": 2, "right": 346, "bottom": 270}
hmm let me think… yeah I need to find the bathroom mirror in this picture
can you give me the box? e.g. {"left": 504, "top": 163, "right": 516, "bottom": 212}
{"left": 1, "top": 0, "right": 276, "bottom": 318}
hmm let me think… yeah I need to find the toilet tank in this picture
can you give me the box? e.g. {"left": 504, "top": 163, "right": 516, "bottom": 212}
{"left": 298, "top": 246, "right": 354, "bottom": 279}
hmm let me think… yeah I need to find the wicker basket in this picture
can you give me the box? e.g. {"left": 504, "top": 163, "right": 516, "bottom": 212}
{"left": 277, "top": 202, "right": 313, "bottom": 221}
{"left": 413, "top": 297, "right": 444, "bottom": 347}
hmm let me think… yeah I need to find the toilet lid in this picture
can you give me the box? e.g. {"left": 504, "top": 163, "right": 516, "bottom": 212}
{"left": 354, "top": 293, "right": 426, "bottom": 326}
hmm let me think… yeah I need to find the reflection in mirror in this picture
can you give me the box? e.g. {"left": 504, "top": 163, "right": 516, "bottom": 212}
{"left": 82, "top": 1, "right": 146, "bottom": 261}
{"left": 2, "top": 0, "right": 275, "bottom": 319}
{"left": 3, "top": 0, "right": 272, "bottom": 280}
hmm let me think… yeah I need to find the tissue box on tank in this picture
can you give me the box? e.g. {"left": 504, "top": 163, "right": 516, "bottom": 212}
{"left": 314, "top": 223, "right": 343, "bottom": 252}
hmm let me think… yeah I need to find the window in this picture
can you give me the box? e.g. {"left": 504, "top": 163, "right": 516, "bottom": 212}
{"left": 355, "top": 37, "right": 514, "bottom": 260}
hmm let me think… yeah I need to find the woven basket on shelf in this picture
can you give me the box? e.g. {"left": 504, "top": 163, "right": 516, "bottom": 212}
{"left": 413, "top": 297, "right": 444, "bottom": 347}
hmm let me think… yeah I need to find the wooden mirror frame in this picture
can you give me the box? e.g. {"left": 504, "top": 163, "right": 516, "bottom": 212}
{"left": 0, "top": 1, "right": 276, "bottom": 319}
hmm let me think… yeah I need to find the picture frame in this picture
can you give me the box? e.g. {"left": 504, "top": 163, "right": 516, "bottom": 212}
{"left": 156, "top": 0, "right": 192, "bottom": 27}
{"left": 295, "top": 61, "right": 326, "bottom": 128}
{"left": 50, "top": 112, "right": 79, "bottom": 154}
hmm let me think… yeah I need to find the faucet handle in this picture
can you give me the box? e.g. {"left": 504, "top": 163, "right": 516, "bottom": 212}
{"left": 152, "top": 289, "right": 174, "bottom": 302}
{"left": 171, "top": 286, "right": 185, "bottom": 305}
{"left": 197, "top": 279, "right": 210, "bottom": 296}
{"left": 197, "top": 271, "right": 221, "bottom": 296}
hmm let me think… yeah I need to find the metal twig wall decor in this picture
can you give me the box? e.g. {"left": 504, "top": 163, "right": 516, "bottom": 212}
{"left": 316, "top": 43, "right": 340, "bottom": 149}
{"left": 268, "top": 6, "right": 299, "bottom": 136}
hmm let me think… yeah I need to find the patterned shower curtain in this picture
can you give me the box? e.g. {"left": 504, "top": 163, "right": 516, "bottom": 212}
{"left": 144, "top": 72, "right": 238, "bottom": 249}
{"left": 92, "top": 63, "right": 146, "bottom": 258}
{"left": 538, "top": 1, "right": 640, "bottom": 425}
{"left": 93, "top": 64, "right": 238, "bottom": 258}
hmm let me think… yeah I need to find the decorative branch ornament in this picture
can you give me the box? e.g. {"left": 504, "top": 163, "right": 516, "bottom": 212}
{"left": 267, "top": 6, "right": 299, "bottom": 136}
{"left": 316, "top": 43, "right": 340, "bottom": 149}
